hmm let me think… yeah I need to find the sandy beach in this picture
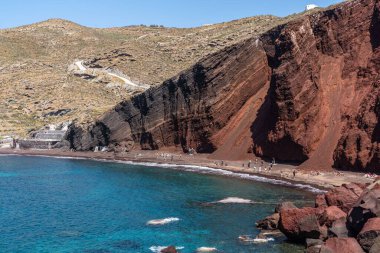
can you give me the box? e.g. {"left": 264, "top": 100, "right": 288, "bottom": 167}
{"left": 0, "top": 148, "right": 374, "bottom": 191}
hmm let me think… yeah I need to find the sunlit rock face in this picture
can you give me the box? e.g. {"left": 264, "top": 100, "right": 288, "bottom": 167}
{"left": 69, "top": 0, "right": 379, "bottom": 171}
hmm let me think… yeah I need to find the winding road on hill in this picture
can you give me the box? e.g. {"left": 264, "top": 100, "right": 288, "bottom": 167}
{"left": 74, "top": 60, "right": 149, "bottom": 89}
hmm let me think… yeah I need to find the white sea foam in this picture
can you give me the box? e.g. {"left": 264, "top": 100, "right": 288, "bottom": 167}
{"left": 108, "top": 160, "right": 325, "bottom": 193}
{"left": 1, "top": 153, "right": 326, "bottom": 193}
{"left": 149, "top": 246, "right": 184, "bottom": 252}
{"left": 146, "top": 217, "right": 180, "bottom": 226}
{"left": 215, "top": 197, "right": 254, "bottom": 204}
{"left": 253, "top": 237, "right": 275, "bottom": 243}
{"left": 196, "top": 247, "right": 218, "bottom": 252}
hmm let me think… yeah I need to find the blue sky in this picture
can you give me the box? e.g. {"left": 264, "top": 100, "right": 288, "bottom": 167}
{"left": 0, "top": 0, "right": 344, "bottom": 29}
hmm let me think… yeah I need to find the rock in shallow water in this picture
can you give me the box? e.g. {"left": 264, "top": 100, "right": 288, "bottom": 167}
{"left": 160, "top": 246, "right": 178, "bottom": 253}
{"left": 256, "top": 213, "right": 280, "bottom": 230}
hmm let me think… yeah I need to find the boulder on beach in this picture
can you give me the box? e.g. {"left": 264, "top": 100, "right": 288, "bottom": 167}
{"left": 357, "top": 217, "right": 380, "bottom": 251}
{"left": 279, "top": 207, "right": 325, "bottom": 242}
{"left": 369, "top": 236, "right": 380, "bottom": 253}
{"left": 305, "top": 239, "right": 324, "bottom": 253}
{"left": 318, "top": 206, "right": 346, "bottom": 227}
{"left": 275, "top": 201, "right": 297, "bottom": 213}
{"left": 322, "top": 238, "right": 365, "bottom": 253}
{"left": 328, "top": 217, "right": 349, "bottom": 238}
{"left": 325, "top": 183, "right": 365, "bottom": 213}
{"left": 315, "top": 194, "right": 328, "bottom": 208}
{"left": 160, "top": 246, "right": 178, "bottom": 253}
{"left": 347, "top": 188, "right": 380, "bottom": 234}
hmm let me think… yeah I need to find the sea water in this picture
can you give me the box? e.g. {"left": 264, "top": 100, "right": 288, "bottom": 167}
{"left": 0, "top": 155, "right": 315, "bottom": 253}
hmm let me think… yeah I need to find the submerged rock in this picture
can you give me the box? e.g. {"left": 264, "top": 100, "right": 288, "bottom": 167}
{"left": 160, "top": 246, "right": 178, "bottom": 253}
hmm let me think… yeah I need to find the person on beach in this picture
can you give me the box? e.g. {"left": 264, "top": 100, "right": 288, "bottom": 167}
{"left": 248, "top": 160, "right": 251, "bottom": 168}
{"left": 293, "top": 169, "right": 296, "bottom": 178}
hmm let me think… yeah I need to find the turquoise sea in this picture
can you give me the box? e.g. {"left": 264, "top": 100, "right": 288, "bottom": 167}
{"left": 0, "top": 155, "right": 317, "bottom": 253}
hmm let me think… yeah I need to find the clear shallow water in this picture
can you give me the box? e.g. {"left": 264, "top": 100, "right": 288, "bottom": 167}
{"left": 0, "top": 156, "right": 315, "bottom": 253}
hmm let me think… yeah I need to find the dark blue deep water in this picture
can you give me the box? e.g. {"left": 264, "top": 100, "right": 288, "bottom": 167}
{"left": 0, "top": 155, "right": 315, "bottom": 253}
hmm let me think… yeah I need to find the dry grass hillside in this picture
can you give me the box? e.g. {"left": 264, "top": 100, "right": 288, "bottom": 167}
{"left": 0, "top": 12, "right": 311, "bottom": 137}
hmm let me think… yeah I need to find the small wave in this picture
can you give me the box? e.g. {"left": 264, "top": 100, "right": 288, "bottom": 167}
{"left": 239, "top": 235, "right": 275, "bottom": 243}
{"left": 149, "top": 246, "right": 184, "bottom": 252}
{"left": 253, "top": 237, "right": 274, "bottom": 243}
{"left": 214, "top": 197, "right": 254, "bottom": 204}
{"left": 196, "top": 247, "right": 218, "bottom": 252}
{"left": 146, "top": 217, "right": 180, "bottom": 226}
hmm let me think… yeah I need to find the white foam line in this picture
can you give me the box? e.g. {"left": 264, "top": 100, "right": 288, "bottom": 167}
{"left": 93, "top": 159, "right": 326, "bottom": 193}
{"left": 0, "top": 154, "right": 326, "bottom": 193}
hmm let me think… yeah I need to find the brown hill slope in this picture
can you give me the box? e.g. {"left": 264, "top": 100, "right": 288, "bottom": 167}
{"left": 68, "top": 0, "right": 379, "bottom": 171}
{"left": 1, "top": 15, "right": 304, "bottom": 136}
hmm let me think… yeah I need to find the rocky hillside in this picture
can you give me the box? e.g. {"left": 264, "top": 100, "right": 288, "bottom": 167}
{"left": 68, "top": 0, "right": 379, "bottom": 171}
{"left": 0, "top": 14, "right": 304, "bottom": 137}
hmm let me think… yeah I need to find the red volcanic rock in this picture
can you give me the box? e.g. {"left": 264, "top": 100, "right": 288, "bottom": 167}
{"left": 329, "top": 217, "right": 349, "bottom": 238}
{"left": 68, "top": 0, "right": 379, "bottom": 171}
{"left": 347, "top": 187, "right": 380, "bottom": 234}
{"left": 325, "top": 184, "right": 364, "bottom": 213}
{"left": 315, "top": 194, "right": 328, "bottom": 208}
{"left": 161, "top": 246, "right": 178, "bottom": 253}
{"left": 357, "top": 217, "right": 380, "bottom": 251}
{"left": 275, "top": 201, "right": 297, "bottom": 213}
{"left": 323, "top": 238, "right": 365, "bottom": 253}
{"left": 318, "top": 206, "right": 346, "bottom": 227}
{"left": 279, "top": 207, "right": 325, "bottom": 242}
{"left": 256, "top": 213, "right": 280, "bottom": 230}
{"left": 369, "top": 236, "right": 380, "bottom": 253}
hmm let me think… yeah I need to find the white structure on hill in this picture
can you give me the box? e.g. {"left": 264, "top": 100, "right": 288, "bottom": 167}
{"left": 306, "top": 4, "right": 319, "bottom": 11}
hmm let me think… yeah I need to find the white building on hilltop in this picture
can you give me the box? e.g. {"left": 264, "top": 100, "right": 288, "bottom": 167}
{"left": 306, "top": 4, "right": 319, "bottom": 11}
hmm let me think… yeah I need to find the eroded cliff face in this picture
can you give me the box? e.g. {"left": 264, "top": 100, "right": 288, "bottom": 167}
{"left": 69, "top": 0, "right": 379, "bottom": 171}
{"left": 253, "top": 0, "right": 380, "bottom": 170}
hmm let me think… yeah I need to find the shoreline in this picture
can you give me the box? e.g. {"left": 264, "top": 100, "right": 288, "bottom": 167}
{"left": 0, "top": 148, "right": 374, "bottom": 193}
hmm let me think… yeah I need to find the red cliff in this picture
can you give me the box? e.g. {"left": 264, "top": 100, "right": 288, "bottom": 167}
{"left": 68, "top": 0, "right": 380, "bottom": 171}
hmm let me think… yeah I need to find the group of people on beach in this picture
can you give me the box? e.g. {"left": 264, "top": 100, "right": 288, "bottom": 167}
{"left": 364, "top": 173, "right": 377, "bottom": 179}
{"left": 156, "top": 152, "right": 183, "bottom": 161}
{"left": 215, "top": 158, "right": 276, "bottom": 174}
